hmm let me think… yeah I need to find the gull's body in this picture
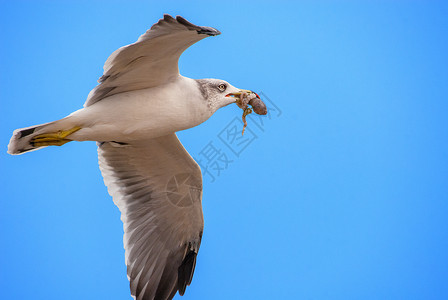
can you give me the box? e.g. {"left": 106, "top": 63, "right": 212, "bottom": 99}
{"left": 7, "top": 15, "right": 263, "bottom": 300}
{"left": 67, "top": 76, "right": 227, "bottom": 142}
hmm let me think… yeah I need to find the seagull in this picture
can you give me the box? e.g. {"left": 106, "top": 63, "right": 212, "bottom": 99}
{"left": 8, "top": 14, "right": 266, "bottom": 300}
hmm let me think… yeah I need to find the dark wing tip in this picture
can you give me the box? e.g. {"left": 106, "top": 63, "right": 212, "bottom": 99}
{"left": 177, "top": 250, "right": 198, "bottom": 296}
{"left": 163, "top": 14, "right": 176, "bottom": 23}
{"left": 176, "top": 15, "right": 221, "bottom": 36}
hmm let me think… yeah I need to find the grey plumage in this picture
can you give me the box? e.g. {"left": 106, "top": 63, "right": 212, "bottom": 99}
{"left": 85, "top": 14, "right": 221, "bottom": 107}
{"left": 98, "top": 134, "right": 203, "bottom": 300}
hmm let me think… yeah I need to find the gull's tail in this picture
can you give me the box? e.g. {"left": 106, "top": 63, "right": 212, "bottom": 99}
{"left": 8, "top": 117, "right": 78, "bottom": 155}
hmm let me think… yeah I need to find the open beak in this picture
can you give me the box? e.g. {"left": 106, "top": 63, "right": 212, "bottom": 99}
{"left": 225, "top": 89, "right": 260, "bottom": 99}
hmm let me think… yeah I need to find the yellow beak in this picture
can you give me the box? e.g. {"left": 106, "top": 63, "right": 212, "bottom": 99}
{"left": 225, "top": 90, "right": 260, "bottom": 99}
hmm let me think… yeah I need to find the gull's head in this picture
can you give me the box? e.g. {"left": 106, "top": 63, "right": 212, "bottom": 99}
{"left": 195, "top": 78, "right": 258, "bottom": 112}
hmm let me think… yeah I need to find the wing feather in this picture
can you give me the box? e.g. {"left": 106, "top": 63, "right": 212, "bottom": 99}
{"left": 98, "top": 134, "right": 203, "bottom": 300}
{"left": 85, "top": 15, "right": 220, "bottom": 107}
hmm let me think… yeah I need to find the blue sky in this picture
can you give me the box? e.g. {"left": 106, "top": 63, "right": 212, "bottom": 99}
{"left": 1, "top": 1, "right": 448, "bottom": 299}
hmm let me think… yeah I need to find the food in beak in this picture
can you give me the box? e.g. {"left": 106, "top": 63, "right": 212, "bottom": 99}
{"left": 234, "top": 91, "right": 268, "bottom": 135}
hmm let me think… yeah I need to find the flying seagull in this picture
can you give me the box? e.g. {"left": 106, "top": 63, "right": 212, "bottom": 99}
{"left": 8, "top": 14, "right": 266, "bottom": 300}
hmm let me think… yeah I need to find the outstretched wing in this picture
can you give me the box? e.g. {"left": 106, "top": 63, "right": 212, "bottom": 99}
{"left": 85, "top": 14, "right": 221, "bottom": 107}
{"left": 98, "top": 134, "right": 204, "bottom": 300}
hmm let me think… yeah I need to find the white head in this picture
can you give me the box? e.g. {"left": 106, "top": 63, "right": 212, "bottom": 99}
{"left": 195, "top": 78, "right": 258, "bottom": 112}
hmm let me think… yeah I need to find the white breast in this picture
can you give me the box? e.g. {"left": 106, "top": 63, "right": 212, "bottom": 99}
{"left": 67, "top": 77, "right": 212, "bottom": 142}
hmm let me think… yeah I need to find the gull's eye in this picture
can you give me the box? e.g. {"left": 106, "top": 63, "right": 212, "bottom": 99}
{"left": 217, "top": 84, "right": 226, "bottom": 92}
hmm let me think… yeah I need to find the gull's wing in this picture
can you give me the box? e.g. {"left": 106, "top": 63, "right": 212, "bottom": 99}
{"left": 98, "top": 134, "right": 204, "bottom": 300}
{"left": 85, "top": 14, "right": 220, "bottom": 107}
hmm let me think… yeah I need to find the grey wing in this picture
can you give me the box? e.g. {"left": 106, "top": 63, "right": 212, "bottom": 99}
{"left": 85, "top": 14, "right": 221, "bottom": 107}
{"left": 98, "top": 134, "right": 204, "bottom": 300}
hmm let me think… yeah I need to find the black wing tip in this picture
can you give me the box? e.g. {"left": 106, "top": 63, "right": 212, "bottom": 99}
{"left": 163, "top": 14, "right": 176, "bottom": 22}
{"left": 175, "top": 15, "right": 221, "bottom": 36}
{"left": 153, "top": 14, "right": 220, "bottom": 36}
{"left": 197, "top": 26, "right": 221, "bottom": 36}
{"left": 177, "top": 250, "right": 198, "bottom": 296}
